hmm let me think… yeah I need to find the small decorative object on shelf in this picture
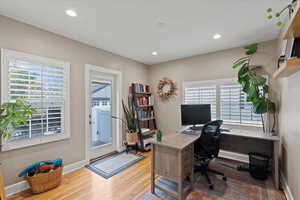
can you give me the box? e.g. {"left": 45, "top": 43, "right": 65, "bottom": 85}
{"left": 19, "top": 158, "right": 63, "bottom": 194}
{"left": 156, "top": 130, "right": 162, "bottom": 142}
{"left": 157, "top": 77, "right": 177, "bottom": 100}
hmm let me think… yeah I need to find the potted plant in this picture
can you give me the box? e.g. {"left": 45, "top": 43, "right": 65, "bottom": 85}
{"left": 112, "top": 100, "right": 139, "bottom": 145}
{"left": 0, "top": 99, "right": 36, "bottom": 199}
{"left": 233, "top": 43, "right": 276, "bottom": 133}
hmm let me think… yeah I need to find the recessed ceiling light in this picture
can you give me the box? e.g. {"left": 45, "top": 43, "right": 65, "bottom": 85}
{"left": 152, "top": 51, "right": 158, "bottom": 56}
{"left": 213, "top": 33, "right": 222, "bottom": 40}
{"left": 65, "top": 9, "right": 77, "bottom": 17}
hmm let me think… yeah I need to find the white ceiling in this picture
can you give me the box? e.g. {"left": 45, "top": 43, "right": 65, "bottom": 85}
{"left": 0, "top": 0, "right": 286, "bottom": 65}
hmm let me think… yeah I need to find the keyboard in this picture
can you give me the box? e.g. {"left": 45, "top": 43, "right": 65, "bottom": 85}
{"left": 181, "top": 129, "right": 202, "bottom": 135}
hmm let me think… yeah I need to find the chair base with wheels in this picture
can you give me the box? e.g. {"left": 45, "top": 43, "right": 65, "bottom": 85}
{"left": 194, "top": 120, "right": 227, "bottom": 190}
{"left": 195, "top": 159, "right": 227, "bottom": 190}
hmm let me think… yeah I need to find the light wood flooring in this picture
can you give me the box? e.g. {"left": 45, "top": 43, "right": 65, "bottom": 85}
{"left": 8, "top": 151, "right": 286, "bottom": 200}
{"left": 9, "top": 152, "right": 152, "bottom": 200}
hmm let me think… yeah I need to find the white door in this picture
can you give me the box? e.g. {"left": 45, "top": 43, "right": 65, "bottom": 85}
{"left": 86, "top": 66, "right": 120, "bottom": 160}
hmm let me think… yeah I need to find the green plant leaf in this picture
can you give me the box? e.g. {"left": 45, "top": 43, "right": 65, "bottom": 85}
{"left": 244, "top": 43, "right": 258, "bottom": 55}
{"left": 250, "top": 75, "right": 266, "bottom": 86}
{"left": 276, "top": 21, "right": 283, "bottom": 26}
{"left": 233, "top": 56, "right": 250, "bottom": 69}
{"left": 246, "top": 86, "right": 259, "bottom": 102}
{"left": 266, "top": 99, "right": 276, "bottom": 113}
{"left": 267, "top": 8, "right": 272, "bottom": 13}
{"left": 252, "top": 99, "right": 268, "bottom": 114}
{"left": 267, "top": 15, "right": 273, "bottom": 19}
{"left": 0, "top": 98, "right": 36, "bottom": 139}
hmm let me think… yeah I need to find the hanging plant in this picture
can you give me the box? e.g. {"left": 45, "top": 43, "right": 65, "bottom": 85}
{"left": 233, "top": 43, "right": 276, "bottom": 133}
{"left": 266, "top": 1, "right": 297, "bottom": 26}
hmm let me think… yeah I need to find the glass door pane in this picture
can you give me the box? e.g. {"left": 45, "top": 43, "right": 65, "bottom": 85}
{"left": 90, "top": 80, "right": 112, "bottom": 148}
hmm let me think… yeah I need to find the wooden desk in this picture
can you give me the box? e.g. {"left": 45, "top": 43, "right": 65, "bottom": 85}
{"left": 178, "top": 127, "right": 280, "bottom": 189}
{"left": 151, "top": 134, "right": 198, "bottom": 200}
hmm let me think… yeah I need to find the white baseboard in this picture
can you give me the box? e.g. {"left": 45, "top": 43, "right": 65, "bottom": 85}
{"left": 219, "top": 150, "right": 249, "bottom": 163}
{"left": 5, "top": 180, "right": 29, "bottom": 197}
{"left": 5, "top": 159, "right": 89, "bottom": 197}
{"left": 62, "top": 159, "right": 89, "bottom": 175}
{"left": 280, "top": 171, "right": 294, "bottom": 200}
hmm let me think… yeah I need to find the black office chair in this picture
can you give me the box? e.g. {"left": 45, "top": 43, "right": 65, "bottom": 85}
{"left": 194, "top": 120, "right": 227, "bottom": 190}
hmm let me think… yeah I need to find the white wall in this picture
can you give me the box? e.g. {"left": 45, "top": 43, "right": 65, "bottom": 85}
{"left": 278, "top": 72, "right": 300, "bottom": 200}
{"left": 0, "top": 15, "right": 149, "bottom": 186}
{"left": 149, "top": 40, "right": 279, "bottom": 135}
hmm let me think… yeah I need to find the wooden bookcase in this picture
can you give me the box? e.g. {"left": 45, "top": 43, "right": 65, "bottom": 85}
{"left": 130, "top": 83, "right": 157, "bottom": 152}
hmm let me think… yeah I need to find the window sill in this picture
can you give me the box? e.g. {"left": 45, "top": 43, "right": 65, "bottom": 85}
{"left": 1, "top": 133, "right": 70, "bottom": 152}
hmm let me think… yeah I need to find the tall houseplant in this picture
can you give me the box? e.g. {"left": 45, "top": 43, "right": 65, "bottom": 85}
{"left": 0, "top": 99, "right": 36, "bottom": 139}
{"left": 0, "top": 99, "right": 35, "bottom": 199}
{"left": 233, "top": 44, "right": 276, "bottom": 133}
{"left": 112, "top": 99, "right": 139, "bottom": 145}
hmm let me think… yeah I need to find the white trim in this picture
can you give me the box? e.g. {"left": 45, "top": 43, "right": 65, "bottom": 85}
{"left": 219, "top": 150, "right": 249, "bottom": 163}
{"left": 4, "top": 159, "right": 89, "bottom": 197}
{"left": 0, "top": 48, "right": 71, "bottom": 151}
{"left": 280, "top": 171, "right": 294, "bottom": 200}
{"left": 85, "top": 64, "right": 123, "bottom": 161}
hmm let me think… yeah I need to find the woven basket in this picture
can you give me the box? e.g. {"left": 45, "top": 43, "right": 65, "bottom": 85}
{"left": 26, "top": 165, "right": 63, "bottom": 194}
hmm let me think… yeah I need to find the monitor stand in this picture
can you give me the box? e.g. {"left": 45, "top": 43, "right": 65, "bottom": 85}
{"left": 189, "top": 125, "right": 203, "bottom": 131}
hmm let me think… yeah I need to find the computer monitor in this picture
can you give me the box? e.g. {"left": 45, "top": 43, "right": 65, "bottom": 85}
{"left": 181, "top": 104, "right": 211, "bottom": 128}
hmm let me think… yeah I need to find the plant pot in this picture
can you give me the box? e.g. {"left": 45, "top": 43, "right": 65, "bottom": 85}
{"left": 126, "top": 132, "right": 138, "bottom": 145}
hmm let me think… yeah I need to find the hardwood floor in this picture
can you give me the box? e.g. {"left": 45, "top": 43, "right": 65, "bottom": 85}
{"left": 9, "top": 152, "right": 152, "bottom": 200}
{"left": 8, "top": 151, "right": 286, "bottom": 200}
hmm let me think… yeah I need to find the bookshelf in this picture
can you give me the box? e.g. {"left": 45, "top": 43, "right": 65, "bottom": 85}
{"left": 130, "top": 83, "right": 157, "bottom": 152}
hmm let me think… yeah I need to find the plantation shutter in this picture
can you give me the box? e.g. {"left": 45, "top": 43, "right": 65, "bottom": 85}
{"left": 220, "top": 84, "right": 262, "bottom": 126}
{"left": 7, "top": 58, "right": 66, "bottom": 140}
{"left": 184, "top": 86, "right": 217, "bottom": 120}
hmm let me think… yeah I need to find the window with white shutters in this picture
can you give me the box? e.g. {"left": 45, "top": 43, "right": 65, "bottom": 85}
{"left": 1, "top": 49, "right": 70, "bottom": 150}
{"left": 220, "top": 84, "right": 262, "bottom": 126}
{"left": 184, "top": 86, "right": 217, "bottom": 120}
{"left": 183, "top": 80, "right": 263, "bottom": 127}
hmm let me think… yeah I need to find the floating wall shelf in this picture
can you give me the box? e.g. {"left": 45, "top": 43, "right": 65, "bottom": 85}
{"left": 273, "top": 58, "right": 300, "bottom": 79}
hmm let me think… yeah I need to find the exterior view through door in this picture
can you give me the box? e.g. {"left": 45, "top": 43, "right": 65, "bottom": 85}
{"left": 91, "top": 80, "right": 112, "bottom": 148}
{"left": 86, "top": 65, "right": 121, "bottom": 160}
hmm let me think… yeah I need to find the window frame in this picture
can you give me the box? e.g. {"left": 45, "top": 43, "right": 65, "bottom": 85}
{"left": 182, "top": 78, "right": 267, "bottom": 129}
{"left": 1, "top": 49, "right": 71, "bottom": 151}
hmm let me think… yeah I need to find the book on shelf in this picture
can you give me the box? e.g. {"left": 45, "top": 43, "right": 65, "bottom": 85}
{"left": 136, "top": 96, "right": 154, "bottom": 106}
{"left": 136, "top": 110, "right": 154, "bottom": 119}
{"left": 130, "top": 83, "right": 150, "bottom": 93}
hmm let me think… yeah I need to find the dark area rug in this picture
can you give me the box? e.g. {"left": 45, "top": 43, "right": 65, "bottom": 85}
{"left": 135, "top": 159, "right": 282, "bottom": 200}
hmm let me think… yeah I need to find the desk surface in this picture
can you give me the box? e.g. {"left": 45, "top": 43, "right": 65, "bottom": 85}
{"left": 178, "top": 126, "right": 280, "bottom": 141}
{"left": 151, "top": 133, "right": 198, "bottom": 150}
{"left": 222, "top": 129, "right": 280, "bottom": 141}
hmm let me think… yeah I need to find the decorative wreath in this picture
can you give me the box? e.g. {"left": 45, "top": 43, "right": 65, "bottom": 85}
{"left": 157, "top": 78, "right": 177, "bottom": 99}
